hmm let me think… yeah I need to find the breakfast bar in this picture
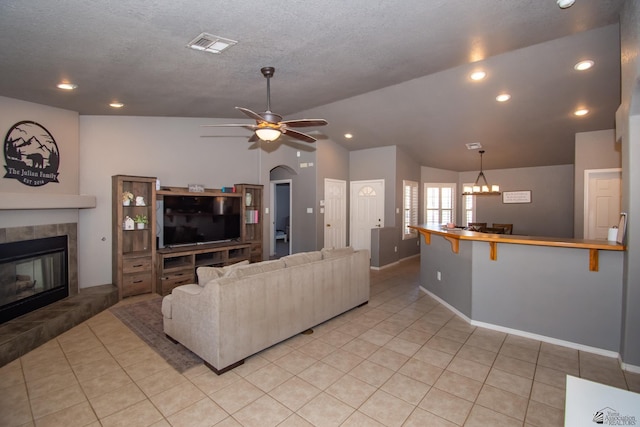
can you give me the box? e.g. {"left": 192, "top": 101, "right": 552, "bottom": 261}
{"left": 410, "top": 225, "right": 626, "bottom": 354}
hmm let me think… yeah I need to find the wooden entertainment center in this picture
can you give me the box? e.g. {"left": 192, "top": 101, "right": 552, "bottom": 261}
{"left": 112, "top": 175, "right": 263, "bottom": 299}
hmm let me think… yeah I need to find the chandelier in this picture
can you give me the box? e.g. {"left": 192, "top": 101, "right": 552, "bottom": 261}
{"left": 462, "top": 150, "right": 501, "bottom": 196}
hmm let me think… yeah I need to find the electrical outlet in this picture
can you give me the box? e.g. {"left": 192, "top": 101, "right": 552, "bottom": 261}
{"left": 437, "top": 271, "right": 442, "bottom": 281}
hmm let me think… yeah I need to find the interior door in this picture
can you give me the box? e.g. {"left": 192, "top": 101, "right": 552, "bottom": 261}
{"left": 324, "top": 178, "right": 347, "bottom": 248}
{"left": 585, "top": 169, "right": 621, "bottom": 240}
{"left": 350, "top": 179, "right": 384, "bottom": 252}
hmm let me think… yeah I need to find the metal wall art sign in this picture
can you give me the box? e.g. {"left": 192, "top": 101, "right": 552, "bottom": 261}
{"left": 3, "top": 121, "right": 60, "bottom": 186}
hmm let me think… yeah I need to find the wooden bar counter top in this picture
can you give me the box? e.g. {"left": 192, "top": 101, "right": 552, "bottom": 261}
{"left": 409, "top": 224, "right": 624, "bottom": 272}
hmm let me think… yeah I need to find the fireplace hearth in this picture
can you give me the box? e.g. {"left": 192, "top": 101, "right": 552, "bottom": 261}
{"left": 0, "top": 223, "right": 117, "bottom": 367}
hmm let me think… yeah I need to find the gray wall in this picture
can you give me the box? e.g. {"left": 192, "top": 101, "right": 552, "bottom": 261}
{"left": 420, "top": 237, "right": 473, "bottom": 318}
{"left": 620, "top": 0, "right": 640, "bottom": 368}
{"left": 472, "top": 242, "right": 623, "bottom": 352}
{"left": 459, "top": 164, "right": 574, "bottom": 237}
{"left": 420, "top": 232, "right": 624, "bottom": 352}
{"left": 574, "top": 129, "right": 621, "bottom": 238}
{"left": 260, "top": 142, "right": 318, "bottom": 254}
{"left": 396, "top": 146, "right": 421, "bottom": 259}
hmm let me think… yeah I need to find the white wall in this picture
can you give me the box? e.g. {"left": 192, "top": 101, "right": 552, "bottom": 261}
{"left": 0, "top": 97, "right": 81, "bottom": 228}
{"left": 78, "top": 116, "right": 259, "bottom": 288}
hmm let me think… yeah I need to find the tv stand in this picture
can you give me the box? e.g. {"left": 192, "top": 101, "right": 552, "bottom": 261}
{"left": 156, "top": 241, "right": 251, "bottom": 296}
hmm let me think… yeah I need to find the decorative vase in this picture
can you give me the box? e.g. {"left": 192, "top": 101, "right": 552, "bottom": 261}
{"left": 136, "top": 222, "right": 145, "bottom": 230}
{"left": 123, "top": 199, "right": 130, "bottom": 206}
{"left": 245, "top": 192, "right": 252, "bottom": 207}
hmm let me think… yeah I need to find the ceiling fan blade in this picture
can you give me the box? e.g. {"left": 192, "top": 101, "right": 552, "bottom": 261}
{"left": 236, "top": 107, "right": 266, "bottom": 122}
{"left": 248, "top": 133, "right": 259, "bottom": 142}
{"left": 201, "top": 124, "right": 258, "bottom": 133}
{"left": 280, "top": 118, "right": 328, "bottom": 128}
{"left": 282, "top": 128, "right": 317, "bottom": 143}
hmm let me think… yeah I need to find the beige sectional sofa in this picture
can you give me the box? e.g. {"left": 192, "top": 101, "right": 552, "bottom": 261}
{"left": 162, "top": 247, "right": 370, "bottom": 374}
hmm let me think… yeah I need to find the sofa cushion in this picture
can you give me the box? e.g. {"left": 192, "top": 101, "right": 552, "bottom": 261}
{"left": 224, "top": 259, "right": 286, "bottom": 279}
{"left": 197, "top": 260, "right": 250, "bottom": 285}
{"left": 282, "top": 251, "right": 322, "bottom": 267}
{"left": 321, "top": 246, "right": 354, "bottom": 259}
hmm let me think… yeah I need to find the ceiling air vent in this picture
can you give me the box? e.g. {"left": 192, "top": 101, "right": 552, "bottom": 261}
{"left": 466, "top": 142, "right": 483, "bottom": 150}
{"left": 187, "top": 32, "right": 237, "bottom": 54}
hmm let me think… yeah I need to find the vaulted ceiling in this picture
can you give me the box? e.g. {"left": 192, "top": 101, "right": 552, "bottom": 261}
{"left": 0, "top": 0, "right": 624, "bottom": 171}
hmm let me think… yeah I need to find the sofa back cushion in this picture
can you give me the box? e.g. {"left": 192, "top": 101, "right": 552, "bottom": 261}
{"left": 281, "top": 251, "right": 322, "bottom": 267}
{"left": 224, "top": 259, "right": 286, "bottom": 279}
{"left": 197, "top": 260, "right": 250, "bottom": 285}
{"left": 321, "top": 246, "right": 354, "bottom": 259}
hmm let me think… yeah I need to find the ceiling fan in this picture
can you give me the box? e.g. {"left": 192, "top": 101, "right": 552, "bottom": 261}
{"left": 203, "top": 66, "right": 328, "bottom": 143}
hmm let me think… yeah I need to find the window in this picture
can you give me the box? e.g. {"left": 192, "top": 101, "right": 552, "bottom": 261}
{"left": 424, "top": 183, "right": 456, "bottom": 225}
{"left": 403, "top": 180, "right": 418, "bottom": 239}
{"left": 462, "top": 183, "right": 475, "bottom": 226}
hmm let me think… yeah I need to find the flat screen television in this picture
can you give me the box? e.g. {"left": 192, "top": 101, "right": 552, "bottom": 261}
{"left": 161, "top": 195, "right": 241, "bottom": 247}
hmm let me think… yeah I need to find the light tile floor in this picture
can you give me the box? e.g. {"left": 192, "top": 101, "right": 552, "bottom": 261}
{"left": 1, "top": 257, "right": 639, "bottom": 427}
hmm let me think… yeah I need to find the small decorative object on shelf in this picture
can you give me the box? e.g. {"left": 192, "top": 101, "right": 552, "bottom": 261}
{"left": 133, "top": 214, "right": 148, "bottom": 229}
{"left": 245, "top": 192, "right": 252, "bottom": 207}
{"left": 122, "top": 191, "right": 134, "bottom": 206}
{"left": 123, "top": 216, "right": 135, "bottom": 230}
{"left": 135, "top": 196, "right": 145, "bottom": 206}
{"left": 188, "top": 184, "right": 205, "bottom": 193}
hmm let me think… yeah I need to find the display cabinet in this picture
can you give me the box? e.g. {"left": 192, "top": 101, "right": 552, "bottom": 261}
{"left": 112, "top": 175, "right": 157, "bottom": 299}
{"left": 236, "top": 184, "right": 264, "bottom": 262}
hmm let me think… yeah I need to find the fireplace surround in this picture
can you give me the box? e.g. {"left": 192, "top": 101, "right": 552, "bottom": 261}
{"left": 0, "top": 223, "right": 117, "bottom": 366}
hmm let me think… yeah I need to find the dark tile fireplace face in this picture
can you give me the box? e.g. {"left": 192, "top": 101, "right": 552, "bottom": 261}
{"left": 0, "top": 235, "right": 69, "bottom": 323}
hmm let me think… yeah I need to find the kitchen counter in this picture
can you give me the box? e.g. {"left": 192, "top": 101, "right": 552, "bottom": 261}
{"left": 410, "top": 224, "right": 625, "bottom": 355}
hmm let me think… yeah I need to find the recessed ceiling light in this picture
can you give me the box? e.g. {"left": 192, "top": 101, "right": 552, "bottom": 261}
{"left": 470, "top": 71, "right": 486, "bottom": 81}
{"left": 574, "top": 60, "right": 594, "bottom": 71}
{"left": 57, "top": 83, "right": 77, "bottom": 90}
{"left": 496, "top": 93, "right": 511, "bottom": 102}
{"left": 557, "top": 0, "right": 575, "bottom": 8}
{"left": 344, "top": 133, "right": 353, "bottom": 139}
{"left": 110, "top": 102, "right": 124, "bottom": 108}
{"left": 574, "top": 108, "right": 589, "bottom": 116}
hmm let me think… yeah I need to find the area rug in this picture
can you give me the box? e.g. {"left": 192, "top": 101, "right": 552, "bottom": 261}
{"left": 110, "top": 296, "right": 203, "bottom": 373}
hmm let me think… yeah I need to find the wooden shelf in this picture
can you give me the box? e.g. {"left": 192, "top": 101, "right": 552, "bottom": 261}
{"left": 112, "top": 175, "right": 157, "bottom": 299}
{"left": 156, "top": 242, "right": 251, "bottom": 295}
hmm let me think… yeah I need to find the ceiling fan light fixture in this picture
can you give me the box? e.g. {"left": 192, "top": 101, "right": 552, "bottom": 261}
{"left": 255, "top": 128, "right": 282, "bottom": 142}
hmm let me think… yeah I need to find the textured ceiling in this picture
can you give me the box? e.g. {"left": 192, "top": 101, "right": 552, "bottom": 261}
{"left": 0, "top": 0, "right": 624, "bottom": 171}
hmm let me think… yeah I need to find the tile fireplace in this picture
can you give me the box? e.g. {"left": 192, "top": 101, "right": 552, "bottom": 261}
{"left": 0, "top": 223, "right": 117, "bottom": 367}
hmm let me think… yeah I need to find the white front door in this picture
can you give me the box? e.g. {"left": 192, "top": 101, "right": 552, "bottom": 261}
{"left": 350, "top": 179, "right": 384, "bottom": 252}
{"left": 585, "top": 169, "right": 621, "bottom": 240}
{"left": 324, "top": 179, "right": 347, "bottom": 248}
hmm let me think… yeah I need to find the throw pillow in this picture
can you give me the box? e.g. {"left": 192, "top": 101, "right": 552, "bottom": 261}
{"left": 321, "top": 246, "right": 354, "bottom": 259}
{"left": 282, "top": 251, "right": 322, "bottom": 267}
{"left": 224, "top": 259, "right": 286, "bottom": 279}
{"left": 196, "top": 260, "right": 250, "bottom": 285}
